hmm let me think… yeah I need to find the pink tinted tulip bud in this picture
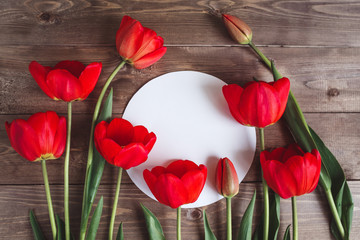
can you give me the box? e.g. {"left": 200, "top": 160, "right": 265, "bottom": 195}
{"left": 216, "top": 157, "right": 239, "bottom": 198}
{"left": 222, "top": 14, "right": 252, "bottom": 44}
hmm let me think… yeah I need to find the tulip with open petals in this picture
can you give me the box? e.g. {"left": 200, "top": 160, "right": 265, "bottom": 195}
{"left": 260, "top": 144, "right": 321, "bottom": 199}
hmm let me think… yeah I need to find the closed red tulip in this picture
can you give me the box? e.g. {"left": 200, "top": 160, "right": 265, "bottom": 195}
{"left": 222, "top": 78, "right": 290, "bottom": 128}
{"left": 222, "top": 14, "right": 253, "bottom": 44}
{"left": 143, "top": 160, "right": 207, "bottom": 209}
{"left": 260, "top": 144, "right": 321, "bottom": 199}
{"left": 116, "top": 15, "right": 167, "bottom": 69}
{"left": 216, "top": 157, "right": 239, "bottom": 198}
{"left": 94, "top": 118, "right": 156, "bottom": 170}
{"left": 29, "top": 60, "right": 102, "bottom": 102}
{"left": 5, "top": 111, "right": 66, "bottom": 162}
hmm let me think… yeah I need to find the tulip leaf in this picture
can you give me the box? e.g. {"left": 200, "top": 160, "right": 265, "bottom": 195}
{"left": 80, "top": 88, "right": 113, "bottom": 235}
{"left": 55, "top": 214, "right": 74, "bottom": 240}
{"left": 203, "top": 210, "right": 217, "bottom": 240}
{"left": 310, "top": 128, "right": 353, "bottom": 240}
{"left": 282, "top": 225, "right": 291, "bottom": 240}
{"left": 116, "top": 222, "right": 124, "bottom": 240}
{"left": 237, "top": 190, "right": 256, "bottom": 240}
{"left": 86, "top": 196, "right": 104, "bottom": 240}
{"left": 141, "top": 203, "right": 166, "bottom": 240}
{"left": 29, "top": 210, "right": 46, "bottom": 240}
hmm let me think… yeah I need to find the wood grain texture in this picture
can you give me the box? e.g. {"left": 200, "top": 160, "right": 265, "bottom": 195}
{"left": 0, "top": 182, "right": 359, "bottom": 240}
{"left": 1, "top": 46, "right": 360, "bottom": 114}
{"left": 1, "top": 0, "right": 360, "bottom": 47}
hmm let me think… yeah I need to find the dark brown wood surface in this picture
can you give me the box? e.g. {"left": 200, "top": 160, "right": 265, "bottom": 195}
{"left": 0, "top": 0, "right": 359, "bottom": 239}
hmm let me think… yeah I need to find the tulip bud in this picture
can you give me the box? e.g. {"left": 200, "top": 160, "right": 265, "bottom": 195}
{"left": 222, "top": 14, "right": 252, "bottom": 44}
{"left": 216, "top": 157, "right": 239, "bottom": 198}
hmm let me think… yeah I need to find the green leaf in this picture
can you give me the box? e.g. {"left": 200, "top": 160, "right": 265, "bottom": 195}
{"left": 116, "top": 222, "right": 124, "bottom": 240}
{"left": 29, "top": 210, "right": 46, "bottom": 240}
{"left": 237, "top": 190, "right": 256, "bottom": 240}
{"left": 141, "top": 203, "right": 166, "bottom": 240}
{"left": 55, "top": 215, "right": 74, "bottom": 240}
{"left": 86, "top": 197, "right": 104, "bottom": 240}
{"left": 80, "top": 88, "right": 113, "bottom": 234}
{"left": 203, "top": 210, "right": 217, "bottom": 240}
{"left": 310, "top": 128, "right": 354, "bottom": 240}
{"left": 283, "top": 225, "right": 291, "bottom": 240}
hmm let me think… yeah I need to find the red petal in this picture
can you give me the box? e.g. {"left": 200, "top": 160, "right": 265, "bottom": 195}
{"left": 52, "top": 116, "right": 66, "bottom": 158}
{"left": 46, "top": 69, "right": 82, "bottom": 101}
{"left": 132, "top": 125, "right": 149, "bottom": 142}
{"left": 78, "top": 62, "right": 102, "bottom": 100}
{"left": 150, "top": 166, "right": 166, "bottom": 177}
{"left": 113, "top": 143, "right": 148, "bottom": 169}
{"left": 283, "top": 144, "right": 304, "bottom": 161}
{"left": 303, "top": 151, "right": 321, "bottom": 193}
{"left": 272, "top": 77, "right": 290, "bottom": 122}
{"left": 29, "top": 61, "right": 56, "bottom": 99}
{"left": 143, "top": 132, "right": 156, "bottom": 152}
{"left": 106, "top": 118, "right": 134, "bottom": 146}
{"left": 222, "top": 84, "right": 247, "bottom": 125}
{"left": 116, "top": 19, "right": 144, "bottom": 59}
{"left": 94, "top": 121, "right": 109, "bottom": 157}
{"left": 116, "top": 16, "right": 140, "bottom": 54}
{"left": 181, "top": 165, "right": 207, "bottom": 203}
{"left": 143, "top": 169, "right": 158, "bottom": 195}
{"left": 285, "top": 156, "right": 308, "bottom": 195}
{"left": 166, "top": 160, "right": 199, "bottom": 179}
{"left": 53, "top": 60, "right": 85, "bottom": 78}
{"left": 132, "top": 46, "right": 167, "bottom": 69}
{"left": 97, "top": 138, "right": 123, "bottom": 165}
{"left": 131, "top": 31, "right": 163, "bottom": 62}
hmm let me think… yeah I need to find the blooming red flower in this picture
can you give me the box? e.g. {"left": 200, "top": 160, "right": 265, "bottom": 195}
{"left": 29, "top": 60, "right": 102, "bottom": 102}
{"left": 116, "top": 15, "right": 167, "bottom": 69}
{"left": 222, "top": 14, "right": 253, "bottom": 44}
{"left": 5, "top": 111, "right": 66, "bottom": 162}
{"left": 94, "top": 118, "right": 156, "bottom": 170}
{"left": 216, "top": 157, "right": 239, "bottom": 198}
{"left": 222, "top": 78, "right": 290, "bottom": 128}
{"left": 260, "top": 144, "right": 321, "bottom": 199}
{"left": 143, "top": 160, "right": 207, "bottom": 208}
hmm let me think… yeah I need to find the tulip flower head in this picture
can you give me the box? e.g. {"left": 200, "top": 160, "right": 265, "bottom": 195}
{"left": 5, "top": 111, "right": 66, "bottom": 162}
{"left": 222, "top": 14, "right": 253, "bottom": 44}
{"left": 29, "top": 60, "right": 102, "bottom": 102}
{"left": 116, "top": 15, "right": 167, "bottom": 69}
{"left": 94, "top": 118, "right": 156, "bottom": 170}
{"left": 222, "top": 77, "right": 290, "bottom": 128}
{"left": 260, "top": 144, "right": 321, "bottom": 199}
{"left": 143, "top": 160, "right": 207, "bottom": 209}
{"left": 216, "top": 157, "right": 239, "bottom": 198}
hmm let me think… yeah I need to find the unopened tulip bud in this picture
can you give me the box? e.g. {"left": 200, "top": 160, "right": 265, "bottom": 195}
{"left": 222, "top": 14, "right": 252, "bottom": 44}
{"left": 216, "top": 157, "right": 239, "bottom": 198}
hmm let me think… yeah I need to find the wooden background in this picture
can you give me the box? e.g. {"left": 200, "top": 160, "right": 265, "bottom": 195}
{"left": 0, "top": 0, "right": 359, "bottom": 239}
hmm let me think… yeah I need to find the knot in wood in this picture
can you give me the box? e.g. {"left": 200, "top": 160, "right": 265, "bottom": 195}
{"left": 38, "top": 12, "right": 61, "bottom": 24}
{"left": 186, "top": 208, "right": 203, "bottom": 221}
{"left": 327, "top": 88, "right": 340, "bottom": 97}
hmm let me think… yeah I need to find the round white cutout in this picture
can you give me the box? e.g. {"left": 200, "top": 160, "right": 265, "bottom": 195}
{"left": 123, "top": 71, "right": 256, "bottom": 208}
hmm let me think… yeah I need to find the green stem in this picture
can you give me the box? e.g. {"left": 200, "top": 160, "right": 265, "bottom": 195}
{"left": 292, "top": 197, "right": 298, "bottom": 240}
{"left": 325, "top": 188, "right": 345, "bottom": 239}
{"left": 258, "top": 128, "right": 269, "bottom": 240}
{"left": 109, "top": 167, "right": 123, "bottom": 240}
{"left": 41, "top": 160, "right": 57, "bottom": 240}
{"left": 177, "top": 206, "right": 181, "bottom": 240}
{"left": 65, "top": 102, "right": 72, "bottom": 240}
{"left": 80, "top": 60, "right": 126, "bottom": 240}
{"left": 226, "top": 197, "right": 232, "bottom": 240}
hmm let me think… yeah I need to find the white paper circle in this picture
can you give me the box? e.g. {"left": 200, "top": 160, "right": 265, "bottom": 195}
{"left": 123, "top": 71, "right": 256, "bottom": 208}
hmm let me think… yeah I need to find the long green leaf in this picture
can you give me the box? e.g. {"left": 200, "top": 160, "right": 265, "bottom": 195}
{"left": 29, "top": 210, "right": 46, "bottom": 240}
{"left": 80, "top": 88, "right": 113, "bottom": 234}
{"left": 116, "top": 222, "right": 124, "bottom": 240}
{"left": 203, "top": 210, "right": 217, "bottom": 240}
{"left": 141, "top": 203, "right": 166, "bottom": 240}
{"left": 55, "top": 215, "right": 74, "bottom": 240}
{"left": 86, "top": 197, "right": 104, "bottom": 240}
{"left": 237, "top": 190, "right": 256, "bottom": 240}
{"left": 283, "top": 225, "right": 291, "bottom": 240}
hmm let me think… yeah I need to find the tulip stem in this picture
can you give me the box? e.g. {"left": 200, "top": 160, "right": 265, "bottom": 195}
{"left": 109, "top": 167, "right": 123, "bottom": 240}
{"left": 226, "top": 197, "right": 232, "bottom": 240}
{"left": 259, "top": 127, "right": 269, "bottom": 240}
{"left": 292, "top": 197, "right": 298, "bottom": 240}
{"left": 177, "top": 206, "right": 181, "bottom": 240}
{"left": 80, "top": 60, "right": 126, "bottom": 240}
{"left": 325, "top": 188, "right": 345, "bottom": 239}
{"left": 41, "top": 160, "right": 57, "bottom": 240}
{"left": 65, "top": 102, "right": 72, "bottom": 240}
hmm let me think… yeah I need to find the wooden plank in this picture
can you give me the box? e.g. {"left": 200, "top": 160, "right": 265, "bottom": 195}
{"left": 1, "top": 46, "right": 360, "bottom": 114}
{"left": 1, "top": 0, "right": 360, "bottom": 47}
{"left": 0, "top": 181, "right": 358, "bottom": 240}
{"left": 0, "top": 113, "right": 359, "bottom": 185}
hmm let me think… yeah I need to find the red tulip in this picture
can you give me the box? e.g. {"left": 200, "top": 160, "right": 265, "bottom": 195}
{"left": 94, "top": 118, "right": 156, "bottom": 170}
{"left": 116, "top": 15, "right": 167, "bottom": 69}
{"left": 216, "top": 157, "right": 239, "bottom": 198}
{"left": 260, "top": 144, "right": 321, "bottom": 199}
{"left": 222, "top": 77, "right": 290, "bottom": 128}
{"left": 29, "top": 60, "right": 102, "bottom": 102}
{"left": 143, "top": 160, "right": 207, "bottom": 208}
{"left": 222, "top": 14, "right": 253, "bottom": 44}
{"left": 5, "top": 111, "right": 66, "bottom": 162}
